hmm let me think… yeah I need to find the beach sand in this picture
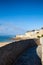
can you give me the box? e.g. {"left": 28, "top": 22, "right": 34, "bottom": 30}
{"left": 0, "top": 42, "right": 11, "bottom": 47}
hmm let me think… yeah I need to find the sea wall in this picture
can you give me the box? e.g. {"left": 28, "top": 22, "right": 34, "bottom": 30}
{"left": 0, "top": 39, "right": 41, "bottom": 65}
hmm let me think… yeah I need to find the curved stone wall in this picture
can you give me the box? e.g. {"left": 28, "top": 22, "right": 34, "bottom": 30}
{"left": 0, "top": 39, "right": 41, "bottom": 65}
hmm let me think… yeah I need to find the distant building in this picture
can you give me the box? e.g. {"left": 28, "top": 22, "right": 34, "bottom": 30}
{"left": 15, "top": 28, "right": 43, "bottom": 39}
{"left": 16, "top": 35, "right": 24, "bottom": 38}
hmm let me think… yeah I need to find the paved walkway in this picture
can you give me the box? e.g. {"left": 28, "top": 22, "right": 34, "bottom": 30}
{"left": 14, "top": 46, "right": 41, "bottom": 65}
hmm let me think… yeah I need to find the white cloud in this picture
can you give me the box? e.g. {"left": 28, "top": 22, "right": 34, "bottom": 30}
{"left": 0, "top": 23, "right": 25, "bottom": 35}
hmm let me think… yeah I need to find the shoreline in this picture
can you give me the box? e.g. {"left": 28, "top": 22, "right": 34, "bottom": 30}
{"left": 0, "top": 38, "right": 41, "bottom": 47}
{"left": 0, "top": 42, "right": 11, "bottom": 47}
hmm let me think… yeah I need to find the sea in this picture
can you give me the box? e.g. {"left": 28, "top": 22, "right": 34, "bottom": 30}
{"left": 0, "top": 35, "right": 15, "bottom": 42}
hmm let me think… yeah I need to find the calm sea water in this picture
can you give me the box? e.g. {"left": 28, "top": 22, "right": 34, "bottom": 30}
{"left": 0, "top": 35, "right": 15, "bottom": 42}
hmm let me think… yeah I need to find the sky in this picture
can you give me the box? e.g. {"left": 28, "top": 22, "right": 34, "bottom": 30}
{"left": 0, "top": 0, "right": 43, "bottom": 35}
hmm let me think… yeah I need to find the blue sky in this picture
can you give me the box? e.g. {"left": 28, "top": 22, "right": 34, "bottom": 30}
{"left": 0, "top": 0, "right": 43, "bottom": 35}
